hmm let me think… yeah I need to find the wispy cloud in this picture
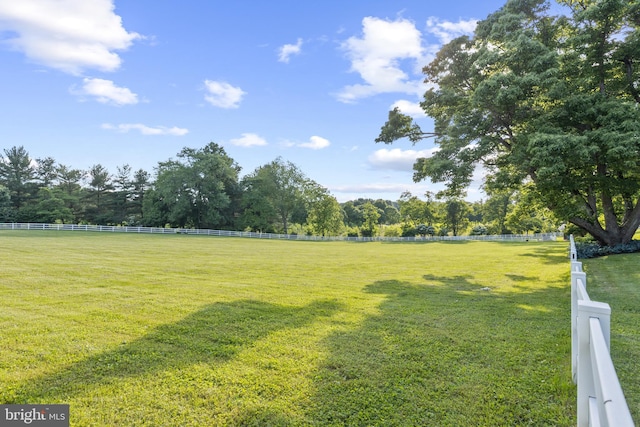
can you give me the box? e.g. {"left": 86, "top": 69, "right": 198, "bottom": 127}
{"left": 229, "top": 133, "right": 267, "bottom": 147}
{"left": 298, "top": 136, "right": 330, "bottom": 150}
{"left": 425, "top": 17, "right": 477, "bottom": 44}
{"left": 0, "top": 0, "right": 141, "bottom": 75}
{"left": 329, "top": 182, "right": 435, "bottom": 203}
{"left": 101, "top": 123, "right": 188, "bottom": 136}
{"left": 331, "top": 182, "right": 423, "bottom": 194}
{"left": 281, "top": 136, "right": 331, "bottom": 150}
{"left": 368, "top": 148, "right": 437, "bottom": 171}
{"left": 390, "top": 100, "right": 427, "bottom": 118}
{"left": 74, "top": 78, "right": 138, "bottom": 105}
{"left": 278, "top": 38, "right": 303, "bottom": 63}
{"left": 203, "top": 80, "right": 246, "bottom": 108}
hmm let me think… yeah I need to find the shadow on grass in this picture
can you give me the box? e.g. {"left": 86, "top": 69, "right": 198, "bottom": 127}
{"left": 519, "top": 245, "right": 569, "bottom": 265}
{"left": 10, "top": 299, "right": 342, "bottom": 404}
{"left": 505, "top": 273, "right": 539, "bottom": 282}
{"left": 305, "top": 278, "right": 575, "bottom": 426}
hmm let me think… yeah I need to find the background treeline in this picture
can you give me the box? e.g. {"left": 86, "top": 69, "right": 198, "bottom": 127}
{"left": 0, "top": 144, "right": 561, "bottom": 237}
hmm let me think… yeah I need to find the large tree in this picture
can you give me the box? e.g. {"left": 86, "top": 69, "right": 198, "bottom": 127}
{"left": 145, "top": 143, "right": 241, "bottom": 229}
{"left": 240, "top": 157, "right": 310, "bottom": 234}
{"left": 377, "top": 0, "right": 640, "bottom": 246}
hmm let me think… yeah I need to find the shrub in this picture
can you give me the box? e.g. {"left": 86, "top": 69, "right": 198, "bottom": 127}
{"left": 576, "top": 240, "right": 640, "bottom": 259}
{"left": 470, "top": 224, "right": 488, "bottom": 235}
{"left": 382, "top": 224, "right": 402, "bottom": 237}
{"left": 401, "top": 226, "right": 417, "bottom": 237}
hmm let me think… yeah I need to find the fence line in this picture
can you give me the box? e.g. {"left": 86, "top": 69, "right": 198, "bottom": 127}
{"left": 0, "top": 222, "right": 561, "bottom": 243}
{"left": 569, "top": 235, "right": 634, "bottom": 427}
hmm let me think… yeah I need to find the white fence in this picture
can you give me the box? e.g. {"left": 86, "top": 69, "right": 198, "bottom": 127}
{"left": 0, "top": 222, "right": 561, "bottom": 242}
{"left": 570, "top": 235, "right": 634, "bottom": 427}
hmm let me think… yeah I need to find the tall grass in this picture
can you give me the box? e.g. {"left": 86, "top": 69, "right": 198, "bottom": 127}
{"left": 0, "top": 231, "right": 576, "bottom": 425}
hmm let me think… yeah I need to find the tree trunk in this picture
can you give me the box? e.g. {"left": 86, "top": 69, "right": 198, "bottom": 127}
{"left": 570, "top": 217, "right": 638, "bottom": 247}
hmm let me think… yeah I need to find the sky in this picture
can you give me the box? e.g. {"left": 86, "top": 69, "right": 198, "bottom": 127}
{"left": 0, "top": 0, "right": 509, "bottom": 202}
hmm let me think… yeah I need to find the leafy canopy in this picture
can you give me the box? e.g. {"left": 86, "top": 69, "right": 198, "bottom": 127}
{"left": 377, "top": 0, "right": 640, "bottom": 246}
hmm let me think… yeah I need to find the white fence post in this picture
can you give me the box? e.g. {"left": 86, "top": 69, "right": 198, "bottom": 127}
{"left": 571, "top": 262, "right": 586, "bottom": 384}
{"left": 577, "top": 300, "right": 611, "bottom": 427}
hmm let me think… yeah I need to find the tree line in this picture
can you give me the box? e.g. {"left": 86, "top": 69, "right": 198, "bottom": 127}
{"left": 0, "top": 144, "right": 560, "bottom": 237}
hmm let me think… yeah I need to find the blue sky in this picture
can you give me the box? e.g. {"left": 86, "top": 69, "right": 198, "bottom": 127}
{"left": 0, "top": 0, "right": 508, "bottom": 202}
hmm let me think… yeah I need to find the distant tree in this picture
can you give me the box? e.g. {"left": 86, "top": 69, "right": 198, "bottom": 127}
{"left": 371, "top": 199, "right": 399, "bottom": 224}
{"left": 0, "top": 184, "right": 14, "bottom": 221}
{"left": 270, "top": 158, "right": 311, "bottom": 233}
{"left": 112, "top": 164, "right": 133, "bottom": 224}
{"left": 360, "top": 202, "right": 381, "bottom": 237}
{"left": 467, "top": 201, "right": 484, "bottom": 224}
{"left": 383, "top": 205, "right": 401, "bottom": 224}
{"left": 35, "top": 157, "right": 57, "bottom": 188}
{"left": 55, "top": 164, "right": 84, "bottom": 221}
{"left": 341, "top": 201, "right": 364, "bottom": 227}
{"left": 130, "top": 169, "right": 150, "bottom": 223}
{"left": 145, "top": 143, "right": 241, "bottom": 229}
{"left": 238, "top": 170, "right": 279, "bottom": 232}
{"left": 505, "top": 186, "right": 558, "bottom": 234}
{"left": 398, "top": 192, "right": 433, "bottom": 226}
{"left": 306, "top": 186, "right": 344, "bottom": 236}
{"left": 483, "top": 186, "right": 515, "bottom": 235}
{"left": 444, "top": 199, "right": 469, "bottom": 236}
{"left": 33, "top": 187, "right": 74, "bottom": 223}
{"left": 84, "top": 164, "right": 114, "bottom": 224}
{"left": 0, "top": 146, "right": 37, "bottom": 210}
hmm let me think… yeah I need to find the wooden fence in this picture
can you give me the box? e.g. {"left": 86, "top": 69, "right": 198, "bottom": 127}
{"left": 569, "top": 235, "right": 634, "bottom": 426}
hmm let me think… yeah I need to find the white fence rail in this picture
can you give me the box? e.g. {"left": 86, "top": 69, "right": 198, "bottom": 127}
{"left": 0, "top": 222, "right": 561, "bottom": 242}
{"left": 569, "top": 235, "right": 634, "bottom": 427}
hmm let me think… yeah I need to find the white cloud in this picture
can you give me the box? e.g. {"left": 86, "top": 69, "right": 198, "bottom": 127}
{"left": 229, "top": 133, "right": 267, "bottom": 147}
{"left": 425, "top": 17, "right": 477, "bottom": 44}
{"left": 0, "top": 0, "right": 141, "bottom": 75}
{"left": 75, "top": 77, "right": 138, "bottom": 105}
{"left": 330, "top": 182, "right": 436, "bottom": 202}
{"left": 390, "top": 100, "right": 426, "bottom": 118}
{"left": 278, "top": 38, "right": 303, "bottom": 63}
{"left": 332, "top": 183, "right": 418, "bottom": 194}
{"left": 298, "top": 136, "right": 330, "bottom": 150}
{"left": 368, "top": 148, "right": 437, "bottom": 172}
{"left": 101, "top": 123, "right": 188, "bottom": 136}
{"left": 338, "top": 17, "right": 425, "bottom": 103}
{"left": 336, "top": 16, "right": 480, "bottom": 103}
{"left": 204, "top": 80, "right": 246, "bottom": 108}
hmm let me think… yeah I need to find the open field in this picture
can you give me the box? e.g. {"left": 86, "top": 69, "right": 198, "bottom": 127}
{"left": 0, "top": 231, "right": 578, "bottom": 425}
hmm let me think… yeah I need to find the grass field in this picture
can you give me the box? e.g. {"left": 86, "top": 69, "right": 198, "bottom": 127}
{"left": 0, "top": 231, "right": 585, "bottom": 425}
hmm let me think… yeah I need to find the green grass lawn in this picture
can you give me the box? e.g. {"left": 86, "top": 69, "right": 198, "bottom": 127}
{"left": 0, "top": 231, "right": 578, "bottom": 425}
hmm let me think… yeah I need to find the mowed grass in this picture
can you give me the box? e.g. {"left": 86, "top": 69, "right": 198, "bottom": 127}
{"left": 582, "top": 254, "right": 640, "bottom": 422}
{"left": 0, "top": 231, "right": 576, "bottom": 426}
